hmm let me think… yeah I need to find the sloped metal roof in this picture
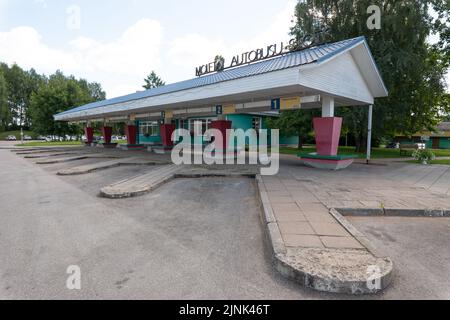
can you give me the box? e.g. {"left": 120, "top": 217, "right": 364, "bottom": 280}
{"left": 437, "top": 122, "right": 450, "bottom": 132}
{"left": 56, "top": 37, "right": 366, "bottom": 117}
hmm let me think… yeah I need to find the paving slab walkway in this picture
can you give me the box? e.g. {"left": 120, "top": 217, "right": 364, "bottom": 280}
{"left": 255, "top": 157, "right": 450, "bottom": 294}
{"left": 257, "top": 174, "right": 393, "bottom": 294}
{"left": 100, "top": 164, "right": 182, "bottom": 198}
{"left": 57, "top": 157, "right": 167, "bottom": 175}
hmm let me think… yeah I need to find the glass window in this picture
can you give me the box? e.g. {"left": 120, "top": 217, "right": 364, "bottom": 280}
{"left": 252, "top": 117, "right": 262, "bottom": 131}
{"left": 139, "top": 121, "right": 160, "bottom": 137}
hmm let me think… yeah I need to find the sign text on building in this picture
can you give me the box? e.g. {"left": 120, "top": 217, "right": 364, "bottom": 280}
{"left": 196, "top": 40, "right": 295, "bottom": 77}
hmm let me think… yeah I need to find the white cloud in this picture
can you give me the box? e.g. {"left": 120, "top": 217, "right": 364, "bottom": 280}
{"left": 69, "top": 19, "right": 162, "bottom": 75}
{"left": 0, "top": 0, "right": 10, "bottom": 21}
{"left": 165, "top": 0, "right": 297, "bottom": 81}
{"left": 0, "top": 1, "right": 298, "bottom": 98}
{"left": 34, "top": 0, "right": 47, "bottom": 9}
{"left": 168, "top": 33, "right": 226, "bottom": 68}
{"left": 0, "top": 19, "right": 163, "bottom": 98}
{"left": 0, "top": 26, "right": 77, "bottom": 70}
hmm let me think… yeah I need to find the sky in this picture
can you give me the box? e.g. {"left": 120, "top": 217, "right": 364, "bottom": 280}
{"left": 0, "top": 0, "right": 298, "bottom": 98}
{"left": 0, "top": 0, "right": 448, "bottom": 99}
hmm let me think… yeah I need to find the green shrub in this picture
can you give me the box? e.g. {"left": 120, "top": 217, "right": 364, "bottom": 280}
{"left": 412, "top": 149, "right": 436, "bottom": 164}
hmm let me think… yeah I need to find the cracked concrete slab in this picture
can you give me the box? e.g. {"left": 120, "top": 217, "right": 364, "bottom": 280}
{"left": 100, "top": 165, "right": 181, "bottom": 198}
{"left": 57, "top": 157, "right": 166, "bottom": 176}
{"left": 36, "top": 154, "right": 120, "bottom": 164}
{"left": 279, "top": 248, "right": 393, "bottom": 295}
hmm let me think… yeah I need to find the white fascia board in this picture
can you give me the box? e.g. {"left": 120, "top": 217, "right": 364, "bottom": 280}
{"left": 300, "top": 40, "right": 388, "bottom": 99}
{"left": 298, "top": 51, "right": 375, "bottom": 105}
{"left": 55, "top": 68, "right": 301, "bottom": 122}
{"left": 350, "top": 43, "right": 389, "bottom": 98}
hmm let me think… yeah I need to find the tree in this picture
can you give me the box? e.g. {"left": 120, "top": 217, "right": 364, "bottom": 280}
{"left": 88, "top": 82, "right": 106, "bottom": 100}
{"left": 266, "top": 109, "right": 319, "bottom": 149}
{"left": 29, "top": 70, "right": 105, "bottom": 137}
{"left": 291, "top": 0, "right": 450, "bottom": 151}
{"left": 5, "top": 64, "right": 27, "bottom": 130}
{"left": 0, "top": 63, "right": 45, "bottom": 131}
{"left": 0, "top": 68, "right": 9, "bottom": 131}
{"left": 23, "top": 68, "right": 46, "bottom": 128}
{"left": 143, "top": 71, "right": 165, "bottom": 90}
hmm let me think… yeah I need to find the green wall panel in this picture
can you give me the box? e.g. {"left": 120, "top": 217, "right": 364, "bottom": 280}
{"left": 440, "top": 138, "right": 450, "bottom": 149}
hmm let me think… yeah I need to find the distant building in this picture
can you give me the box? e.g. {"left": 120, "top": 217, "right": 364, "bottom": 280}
{"left": 396, "top": 122, "right": 450, "bottom": 149}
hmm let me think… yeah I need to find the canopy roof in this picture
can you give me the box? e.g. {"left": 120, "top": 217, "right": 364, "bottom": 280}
{"left": 55, "top": 36, "right": 388, "bottom": 122}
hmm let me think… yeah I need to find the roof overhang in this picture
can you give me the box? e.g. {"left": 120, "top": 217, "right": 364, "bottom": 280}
{"left": 55, "top": 37, "right": 388, "bottom": 122}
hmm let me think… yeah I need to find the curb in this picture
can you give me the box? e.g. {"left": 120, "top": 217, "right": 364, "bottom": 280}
{"left": 100, "top": 175, "right": 176, "bottom": 199}
{"left": 336, "top": 207, "right": 449, "bottom": 217}
{"left": 255, "top": 174, "right": 394, "bottom": 295}
{"left": 329, "top": 208, "right": 384, "bottom": 258}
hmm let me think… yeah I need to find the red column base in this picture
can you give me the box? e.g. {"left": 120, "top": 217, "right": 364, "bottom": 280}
{"left": 84, "top": 127, "right": 94, "bottom": 144}
{"left": 210, "top": 120, "right": 232, "bottom": 151}
{"left": 102, "top": 126, "right": 113, "bottom": 145}
{"left": 125, "top": 125, "right": 138, "bottom": 145}
{"left": 313, "top": 117, "right": 342, "bottom": 156}
{"left": 160, "top": 124, "right": 176, "bottom": 147}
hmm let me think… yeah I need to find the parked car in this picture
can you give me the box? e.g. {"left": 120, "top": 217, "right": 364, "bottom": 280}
{"left": 23, "top": 135, "right": 33, "bottom": 141}
{"left": 387, "top": 142, "right": 400, "bottom": 149}
{"left": 6, "top": 135, "right": 17, "bottom": 141}
{"left": 37, "top": 135, "right": 46, "bottom": 141}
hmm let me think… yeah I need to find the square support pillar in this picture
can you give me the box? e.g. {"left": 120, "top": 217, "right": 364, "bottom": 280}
{"left": 322, "top": 95, "right": 335, "bottom": 117}
{"left": 160, "top": 124, "right": 176, "bottom": 147}
{"left": 313, "top": 117, "right": 342, "bottom": 156}
{"left": 210, "top": 120, "right": 232, "bottom": 151}
{"left": 84, "top": 127, "right": 94, "bottom": 145}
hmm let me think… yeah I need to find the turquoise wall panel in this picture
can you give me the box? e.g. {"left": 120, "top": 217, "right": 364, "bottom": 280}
{"left": 227, "top": 114, "right": 253, "bottom": 131}
{"left": 280, "top": 136, "right": 300, "bottom": 146}
{"left": 440, "top": 138, "right": 450, "bottom": 149}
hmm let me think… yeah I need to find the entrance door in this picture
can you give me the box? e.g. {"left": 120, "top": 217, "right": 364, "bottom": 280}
{"left": 432, "top": 137, "right": 440, "bottom": 149}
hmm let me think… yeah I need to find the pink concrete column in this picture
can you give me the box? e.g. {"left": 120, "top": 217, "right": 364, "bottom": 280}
{"left": 124, "top": 125, "right": 137, "bottom": 145}
{"left": 84, "top": 127, "right": 94, "bottom": 144}
{"left": 102, "top": 126, "right": 113, "bottom": 144}
{"left": 210, "top": 120, "right": 232, "bottom": 151}
{"left": 160, "top": 124, "right": 176, "bottom": 147}
{"left": 313, "top": 117, "right": 342, "bottom": 156}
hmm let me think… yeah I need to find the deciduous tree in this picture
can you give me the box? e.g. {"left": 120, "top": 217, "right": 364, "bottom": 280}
{"left": 29, "top": 71, "right": 105, "bottom": 137}
{"left": 291, "top": 0, "right": 449, "bottom": 151}
{"left": 0, "top": 68, "right": 9, "bottom": 131}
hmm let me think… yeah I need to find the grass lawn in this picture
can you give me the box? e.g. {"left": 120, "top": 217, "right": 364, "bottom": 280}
{"left": 16, "top": 141, "right": 84, "bottom": 147}
{"left": 279, "top": 146, "right": 450, "bottom": 159}
{"left": 0, "top": 130, "right": 38, "bottom": 141}
{"left": 16, "top": 140, "right": 127, "bottom": 147}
